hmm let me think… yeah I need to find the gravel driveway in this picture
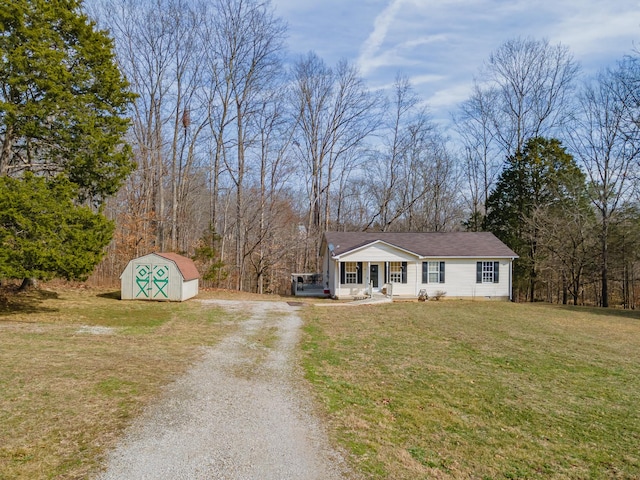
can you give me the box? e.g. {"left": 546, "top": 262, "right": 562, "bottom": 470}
{"left": 97, "top": 300, "right": 353, "bottom": 480}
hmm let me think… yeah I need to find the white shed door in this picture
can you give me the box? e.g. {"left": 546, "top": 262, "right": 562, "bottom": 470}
{"left": 134, "top": 263, "right": 170, "bottom": 299}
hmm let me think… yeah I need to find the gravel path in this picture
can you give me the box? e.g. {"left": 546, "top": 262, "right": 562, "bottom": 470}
{"left": 97, "top": 300, "right": 353, "bottom": 480}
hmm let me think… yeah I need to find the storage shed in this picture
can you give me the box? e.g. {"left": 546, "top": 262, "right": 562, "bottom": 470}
{"left": 120, "top": 252, "right": 199, "bottom": 301}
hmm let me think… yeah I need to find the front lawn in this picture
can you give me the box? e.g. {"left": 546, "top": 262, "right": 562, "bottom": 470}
{"left": 0, "top": 287, "right": 236, "bottom": 479}
{"left": 300, "top": 301, "right": 640, "bottom": 479}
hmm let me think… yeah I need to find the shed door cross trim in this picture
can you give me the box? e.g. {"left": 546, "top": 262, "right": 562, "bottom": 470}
{"left": 135, "top": 264, "right": 151, "bottom": 298}
{"left": 134, "top": 263, "right": 170, "bottom": 299}
{"left": 152, "top": 265, "right": 169, "bottom": 298}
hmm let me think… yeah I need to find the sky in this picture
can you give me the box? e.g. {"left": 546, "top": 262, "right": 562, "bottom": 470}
{"left": 271, "top": 0, "right": 640, "bottom": 127}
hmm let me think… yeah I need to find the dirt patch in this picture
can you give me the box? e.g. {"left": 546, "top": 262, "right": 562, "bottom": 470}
{"left": 75, "top": 326, "right": 116, "bottom": 335}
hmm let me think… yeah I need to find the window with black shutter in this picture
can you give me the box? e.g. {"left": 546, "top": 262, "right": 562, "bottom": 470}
{"left": 477, "top": 261, "right": 499, "bottom": 283}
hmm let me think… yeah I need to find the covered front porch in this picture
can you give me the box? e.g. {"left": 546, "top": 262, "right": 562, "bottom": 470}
{"left": 331, "top": 260, "right": 401, "bottom": 300}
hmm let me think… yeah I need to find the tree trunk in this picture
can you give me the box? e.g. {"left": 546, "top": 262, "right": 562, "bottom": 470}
{"left": 18, "top": 278, "right": 38, "bottom": 291}
{"left": 235, "top": 108, "right": 245, "bottom": 291}
{"left": 602, "top": 221, "right": 609, "bottom": 308}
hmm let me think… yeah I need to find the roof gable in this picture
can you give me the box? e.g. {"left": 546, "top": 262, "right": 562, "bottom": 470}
{"left": 334, "top": 239, "right": 421, "bottom": 259}
{"left": 323, "top": 232, "right": 518, "bottom": 258}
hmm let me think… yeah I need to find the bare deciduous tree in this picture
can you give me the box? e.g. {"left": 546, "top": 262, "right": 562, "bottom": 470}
{"left": 365, "top": 75, "right": 460, "bottom": 232}
{"left": 569, "top": 58, "right": 640, "bottom": 307}
{"left": 484, "top": 37, "right": 579, "bottom": 155}
{"left": 454, "top": 84, "right": 502, "bottom": 229}
{"left": 209, "top": 0, "right": 286, "bottom": 289}
{"left": 291, "top": 52, "right": 380, "bottom": 269}
{"left": 98, "top": 0, "right": 208, "bottom": 253}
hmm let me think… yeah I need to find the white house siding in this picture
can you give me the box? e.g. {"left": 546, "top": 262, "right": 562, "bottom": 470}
{"left": 326, "top": 250, "right": 335, "bottom": 294}
{"left": 390, "top": 264, "right": 417, "bottom": 296}
{"left": 341, "top": 243, "right": 412, "bottom": 262}
{"left": 330, "top": 257, "right": 511, "bottom": 300}
{"left": 417, "top": 259, "right": 511, "bottom": 300}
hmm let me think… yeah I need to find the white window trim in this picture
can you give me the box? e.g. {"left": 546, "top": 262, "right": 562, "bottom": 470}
{"left": 428, "top": 261, "right": 440, "bottom": 283}
{"left": 344, "top": 262, "right": 358, "bottom": 284}
{"left": 389, "top": 262, "right": 402, "bottom": 283}
{"left": 482, "top": 261, "right": 494, "bottom": 283}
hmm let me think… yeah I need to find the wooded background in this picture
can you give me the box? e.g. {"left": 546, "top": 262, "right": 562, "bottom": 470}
{"left": 84, "top": 0, "right": 639, "bottom": 307}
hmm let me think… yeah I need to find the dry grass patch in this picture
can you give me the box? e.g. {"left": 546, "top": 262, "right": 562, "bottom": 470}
{"left": 300, "top": 301, "right": 640, "bottom": 479}
{"left": 0, "top": 286, "right": 238, "bottom": 480}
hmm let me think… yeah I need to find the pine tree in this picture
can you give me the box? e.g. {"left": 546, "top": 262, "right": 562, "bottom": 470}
{"left": 0, "top": 0, "right": 134, "bottom": 284}
{"left": 0, "top": 174, "right": 114, "bottom": 282}
{"left": 484, "top": 137, "right": 587, "bottom": 301}
{"left": 0, "top": 0, "right": 135, "bottom": 204}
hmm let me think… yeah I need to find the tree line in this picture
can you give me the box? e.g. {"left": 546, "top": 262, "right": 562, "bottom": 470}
{"left": 1, "top": 0, "right": 638, "bottom": 307}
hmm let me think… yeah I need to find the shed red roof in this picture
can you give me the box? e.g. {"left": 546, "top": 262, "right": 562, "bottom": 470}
{"left": 323, "top": 232, "right": 518, "bottom": 258}
{"left": 156, "top": 252, "right": 200, "bottom": 280}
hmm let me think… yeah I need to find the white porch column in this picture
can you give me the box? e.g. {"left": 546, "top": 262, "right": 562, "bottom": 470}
{"left": 366, "top": 261, "right": 370, "bottom": 294}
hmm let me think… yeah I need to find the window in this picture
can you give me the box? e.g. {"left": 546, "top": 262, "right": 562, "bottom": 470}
{"left": 388, "top": 262, "right": 407, "bottom": 283}
{"left": 389, "top": 262, "right": 402, "bottom": 283}
{"left": 340, "top": 262, "right": 363, "bottom": 285}
{"left": 482, "top": 262, "right": 493, "bottom": 283}
{"left": 422, "top": 261, "right": 445, "bottom": 283}
{"left": 476, "top": 261, "right": 500, "bottom": 283}
{"left": 344, "top": 262, "right": 358, "bottom": 284}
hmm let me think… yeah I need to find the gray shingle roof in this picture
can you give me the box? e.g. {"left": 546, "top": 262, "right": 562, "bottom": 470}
{"left": 323, "top": 232, "right": 518, "bottom": 258}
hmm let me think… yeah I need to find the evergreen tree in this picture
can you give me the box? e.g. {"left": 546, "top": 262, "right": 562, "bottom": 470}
{"left": 0, "top": 0, "right": 134, "bottom": 283}
{"left": 0, "top": 174, "right": 114, "bottom": 282}
{"left": 0, "top": 0, "right": 135, "bottom": 204}
{"left": 484, "top": 137, "right": 587, "bottom": 301}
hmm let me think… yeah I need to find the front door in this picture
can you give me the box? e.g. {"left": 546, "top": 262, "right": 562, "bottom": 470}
{"left": 370, "top": 264, "right": 379, "bottom": 289}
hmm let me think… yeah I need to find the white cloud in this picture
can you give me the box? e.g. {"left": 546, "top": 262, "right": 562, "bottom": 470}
{"left": 551, "top": 6, "right": 639, "bottom": 59}
{"left": 357, "top": 0, "right": 405, "bottom": 75}
{"left": 274, "top": 0, "right": 640, "bottom": 127}
{"left": 410, "top": 73, "right": 448, "bottom": 86}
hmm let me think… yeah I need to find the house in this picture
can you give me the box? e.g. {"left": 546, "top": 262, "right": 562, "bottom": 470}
{"left": 120, "top": 252, "right": 200, "bottom": 301}
{"left": 321, "top": 232, "right": 518, "bottom": 301}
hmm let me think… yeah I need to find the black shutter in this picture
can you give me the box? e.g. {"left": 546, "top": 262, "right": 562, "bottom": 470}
{"left": 384, "top": 262, "right": 387, "bottom": 283}
{"left": 493, "top": 261, "right": 500, "bottom": 283}
{"left": 357, "top": 262, "right": 363, "bottom": 284}
{"left": 439, "top": 261, "right": 445, "bottom": 283}
{"left": 340, "top": 262, "right": 345, "bottom": 284}
{"left": 476, "top": 262, "right": 482, "bottom": 283}
{"left": 422, "top": 262, "right": 428, "bottom": 283}
{"left": 401, "top": 262, "right": 407, "bottom": 283}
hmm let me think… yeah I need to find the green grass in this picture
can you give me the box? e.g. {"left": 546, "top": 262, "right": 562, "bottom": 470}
{"left": 300, "top": 301, "right": 640, "bottom": 479}
{"left": 0, "top": 286, "right": 237, "bottom": 480}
